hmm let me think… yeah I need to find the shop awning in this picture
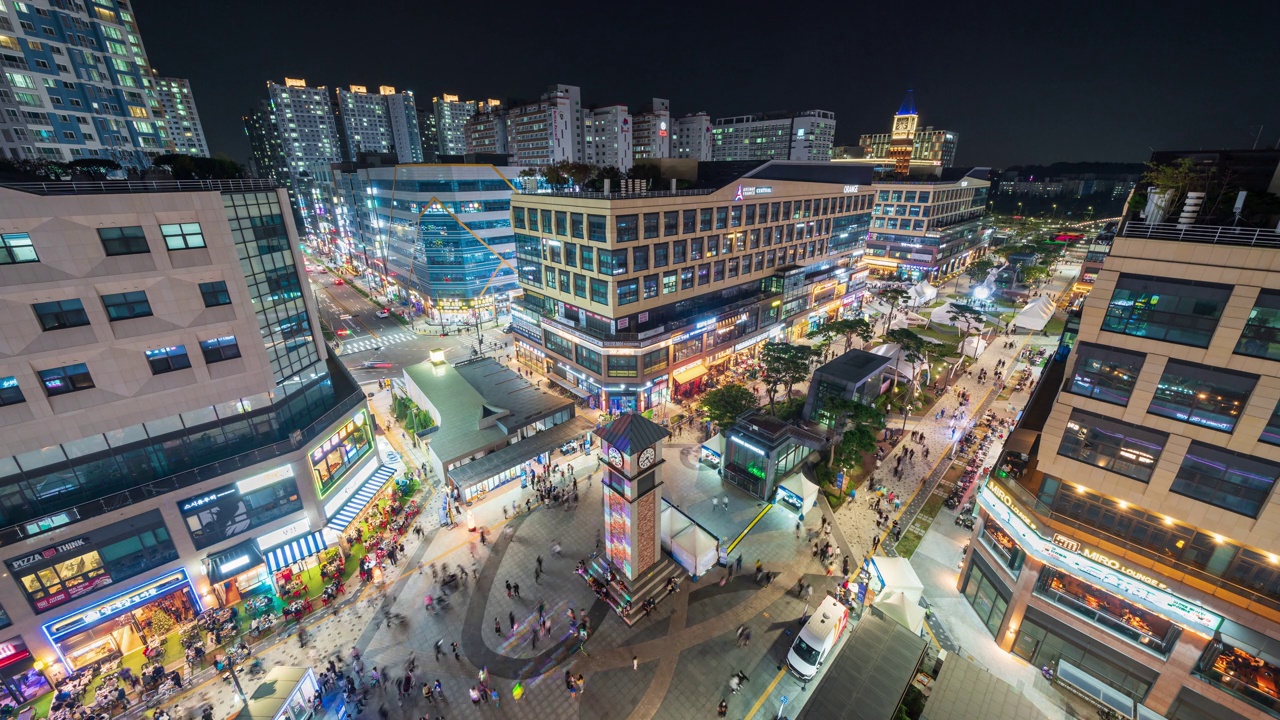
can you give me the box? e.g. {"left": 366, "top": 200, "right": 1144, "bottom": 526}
{"left": 324, "top": 464, "right": 397, "bottom": 535}
{"left": 548, "top": 374, "right": 591, "bottom": 399}
{"left": 263, "top": 531, "right": 329, "bottom": 573}
{"left": 671, "top": 363, "right": 708, "bottom": 386}
{"left": 448, "top": 415, "right": 594, "bottom": 491}
{"left": 207, "top": 539, "right": 264, "bottom": 583}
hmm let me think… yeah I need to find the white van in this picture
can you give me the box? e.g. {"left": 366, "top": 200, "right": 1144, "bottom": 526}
{"left": 786, "top": 595, "right": 850, "bottom": 680}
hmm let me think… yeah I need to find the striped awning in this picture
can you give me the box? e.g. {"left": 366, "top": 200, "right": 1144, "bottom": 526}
{"left": 324, "top": 464, "right": 397, "bottom": 535}
{"left": 263, "top": 531, "right": 328, "bottom": 573}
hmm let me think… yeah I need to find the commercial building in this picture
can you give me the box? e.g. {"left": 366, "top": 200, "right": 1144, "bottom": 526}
{"left": 863, "top": 167, "right": 992, "bottom": 282}
{"left": 802, "top": 347, "right": 893, "bottom": 425}
{"left": 857, "top": 91, "right": 958, "bottom": 171}
{"left": 633, "top": 99, "right": 671, "bottom": 160}
{"left": 583, "top": 105, "right": 632, "bottom": 172}
{"left": 331, "top": 162, "right": 523, "bottom": 323}
{"left": 0, "top": 179, "right": 390, "bottom": 685}
{"left": 672, "top": 113, "right": 712, "bottom": 161}
{"left": 509, "top": 160, "right": 875, "bottom": 413}
{"left": 968, "top": 218, "right": 1280, "bottom": 720}
{"left": 710, "top": 110, "right": 836, "bottom": 162}
{"left": 334, "top": 86, "right": 422, "bottom": 165}
{"left": 0, "top": 0, "right": 177, "bottom": 167}
{"left": 152, "top": 78, "right": 209, "bottom": 157}
{"left": 402, "top": 357, "right": 590, "bottom": 505}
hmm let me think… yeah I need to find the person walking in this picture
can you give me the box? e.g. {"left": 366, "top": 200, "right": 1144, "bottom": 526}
{"left": 509, "top": 610, "right": 516, "bottom": 631}
{"left": 434, "top": 640, "right": 444, "bottom": 661}
{"left": 536, "top": 555, "right": 543, "bottom": 573}
{"left": 494, "top": 618, "right": 501, "bottom": 636}
{"left": 451, "top": 642, "right": 460, "bottom": 661}
{"left": 718, "top": 699, "right": 729, "bottom": 717}
{"left": 513, "top": 582, "right": 521, "bottom": 598}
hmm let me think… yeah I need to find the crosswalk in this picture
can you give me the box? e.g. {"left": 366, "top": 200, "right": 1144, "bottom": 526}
{"left": 339, "top": 331, "right": 416, "bottom": 355}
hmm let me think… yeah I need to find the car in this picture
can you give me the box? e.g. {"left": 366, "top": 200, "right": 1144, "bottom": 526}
{"left": 502, "top": 324, "right": 513, "bottom": 334}
{"left": 333, "top": 278, "right": 344, "bottom": 285}
{"left": 375, "top": 309, "right": 391, "bottom": 319}
{"left": 361, "top": 361, "right": 394, "bottom": 369}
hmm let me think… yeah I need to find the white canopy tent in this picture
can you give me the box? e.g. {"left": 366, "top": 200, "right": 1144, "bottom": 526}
{"left": 887, "top": 311, "right": 929, "bottom": 331}
{"left": 670, "top": 522, "right": 719, "bottom": 578}
{"left": 869, "top": 343, "right": 921, "bottom": 382}
{"left": 959, "top": 335, "right": 988, "bottom": 358}
{"left": 873, "top": 589, "right": 927, "bottom": 635}
{"left": 870, "top": 556, "right": 925, "bottom": 604}
{"left": 929, "top": 302, "right": 985, "bottom": 334}
{"left": 777, "top": 471, "right": 819, "bottom": 517}
{"left": 908, "top": 281, "right": 938, "bottom": 307}
{"left": 1013, "top": 296, "right": 1056, "bottom": 331}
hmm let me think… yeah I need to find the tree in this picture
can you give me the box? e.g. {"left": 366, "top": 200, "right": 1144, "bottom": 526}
{"left": 564, "top": 162, "right": 596, "bottom": 188}
{"left": 839, "top": 317, "right": 875, "bottom": 351}
{"left": 886, "top": 328, "right": 928, "bottom": 414}
{"left": 67, "top": 158, "right": 122, "bottom": 179}
{"left": 152, "top": 154, "right": 245, "bottom": 180}
{"left": 759, "top": 342, "right": 812, "bottom": 414}
{"left": 541, "top": 161, "right": 570, "bottom": 189}
{"left": 700, "top": 383, "right": 759, "bottom": 432}
{"left": 1021, "top": 265, "right": 1050, "bottom": 285}
{"left": 585, "top": 165, "right": 624, "bottom": 192}
{"left": 945, "top": 303, "right": 986, "bottom": 337}
{"left": 806, "top": 323, "right": 839, "bottom": 361}
{"left": 627, "top": 163, "right": 663, "bottom": 188}
{"left": 965, "top": 258, "right": 997, "bottom": 285}
{"left": 879, "top": 287, "right": 910, "bottom": 335}
{"left": 818, "top": 397, "right": 885, "bottom": 468}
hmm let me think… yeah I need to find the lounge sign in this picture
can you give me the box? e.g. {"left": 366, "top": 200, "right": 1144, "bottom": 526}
{"left": 978, "top": 483, "right": 1222, "bottom": 634}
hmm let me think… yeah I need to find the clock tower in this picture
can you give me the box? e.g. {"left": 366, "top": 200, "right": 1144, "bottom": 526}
{"left": 592, "top": 412, "right": 669, "bottom": 584}
{"left": 888, "top": 89, "right": 919, "bottom": 176}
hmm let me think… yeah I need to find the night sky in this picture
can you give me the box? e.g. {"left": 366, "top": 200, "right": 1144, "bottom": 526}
{"left": 132, "top": 0, "right": 1279, "bottom": 169}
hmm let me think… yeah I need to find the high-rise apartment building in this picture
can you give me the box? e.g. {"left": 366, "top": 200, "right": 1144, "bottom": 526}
{"left": 858, "top": 91, "right": 958, "bottom": 170}
{"left": 332, "top": 163, "right": 522, "bottom": 323}
{"left": 243, "top": 100, "right": 288, "bottom": 185}
{"left": 263, "top": 79, "right": 343, "bottom": 238}
{"left": 153, "top": 77, "right": 208, "bottom": 157}
{"left": 416, "top": 106, "right": 438, "bottom": 163}
{"left": 504, "top": 84, "right": 584, "bottom": 167}
{"left": 710, "top": 110, "right": 836, "bottom": 162}
{"left": 633, "top": 99, "right": 671, "bottom": 160}
{"left": 509, "top": 161, "right": 874, "bottom": 413}
{"left": 0, "top": 0, "right": 178, "bottom": 166}
{"left": 970, "top": 218, "right": 1280, "bottom": 720}
{"left": 672, "top": 113, "right": 712, "bottom": 160}
{"left": 335, "top": 86, "right": 422, "bottom": 164}
{"left": 464, "top": 107, "right": 507, "bottom": 155}
{"left": 863, "top": 168, "right": 991, "bottom": 281}
{"left": 433, "top": 95, "right": 492, "bottom": 157}
{"left": 0, "top": 179, "right": 384, "bottom": 680}
{"left": 583, "top": 105, "right": 632, "bottom": 172}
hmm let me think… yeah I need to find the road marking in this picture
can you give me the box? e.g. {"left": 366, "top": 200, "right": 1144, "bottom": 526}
{"left": 743, "top": 667, "right": 788, "bottom": 720}
{"left": 726, "top": 503, "right": 772, "bottom": 555}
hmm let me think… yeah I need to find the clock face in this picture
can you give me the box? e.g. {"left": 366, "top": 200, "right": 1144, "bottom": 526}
{"left": 639, "top": 448, "right": 655, "bottom": 468}
{"left": 895, "top": 118, "right": 910, "bottom": 130}
{"left": 608, "top": 447, "right": 622, "bottom": 466}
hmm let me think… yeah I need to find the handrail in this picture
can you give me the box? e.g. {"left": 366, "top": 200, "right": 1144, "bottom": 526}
{"left": 514, "top": 188, "right": 718, "bottom": 199}
{"left": 0, "top": 178, "right": 279, "bottom": 196}
{"left": 1120, "top": 221, "right": 1280, "bottom": 247}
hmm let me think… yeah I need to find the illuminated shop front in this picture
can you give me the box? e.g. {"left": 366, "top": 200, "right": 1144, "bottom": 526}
{"left": 42, "top": 570, "right": 200, "bottom": 671}
{"left": 0, "top": 639, "right": 52, "bottom": 710}
{"left": 204, "top": 539, "right": 268, "bottom": 607}
{"left": 1035, "top": 566, "right": 1180, "bottom": 656}
{"left": 178, "top": 465, "right": 303, "bottom": 550}
{"left": 1197, "top": 636, "right": 1280, "bottom": 714}
{"left": 310, "top": 410, "right": 373, "bottom": 498}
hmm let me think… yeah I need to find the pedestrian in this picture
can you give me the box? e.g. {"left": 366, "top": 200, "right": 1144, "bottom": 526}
{"left": 711, "top": 497, "right": 718, "bottom": 512}
{"left": 451, "top": 642, "right": 460, "bottom": 662}
{"left": 494, "top": 618, "right": 501, "bottom": 636}
{"left": 535, "top": 567, "right": 542, "bottom": 584}
{"left": 434, "top": 639, "right": 444, "bottom": 661}
{"left": 536, "top": 555, "right": 543, "bottom": 573}
{"left": 513, "top": 582, "right": 521, "bottom": 598}
{"left": 718, "top": 699, "right": 729, "bottom": 717}
{"left": 735, "top": 555, "right": 743, "bottom": 573}
{"left": 722, "top": 495, "right": 728, "bottom": 510}
{"left": 633, "top": 656, "right": 639, "bottom": 671}
{"left": 509, "top": 610, "right": 516, "bottom": 630}
{"left": 795, "top": 521, "right": 802, "bottom": 539}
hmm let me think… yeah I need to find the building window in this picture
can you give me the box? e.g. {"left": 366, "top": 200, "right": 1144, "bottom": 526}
{"left": 682, "top": 209, "right": 696, "bottom": 234}
{"left": 690, "top": 238, "right": 702, "bottom": 261}
{"left": 663, "top": 211, "right": 679, "bottom": 237}
{"left": 588, "top": 214, "right": 607, "bottom": 242}
{"left": 599, "top": 249, "right": 627, "bottom": 276}
{"left": 101, "top": 291, "right": 152, "bottom": 321}
{"left": 590, "top": 278, "right": 608, "bottom": 305}
{"left": 573, "top": 273, "right": 587, "bottom": 299}
{"left": 97, "top": 226, "right": 149, "bottom": 256}
{"left": 570, "top": 213, "right": 584, "bottom": 239}
{"left": 643, "top": 213, "right": 659, "bottom": 239}
{"left": 0, "top": 376, "right": 26, "bottom": 406}
{"left": 199, "top": 281, "right": 231, "bottom": 307}
{"left": 745, "top": 205, "right": 756, "bottom": 225}
{"left": 699, "top": 208, "right": 712, "bottom": 232}
{"left": 1058, "top": 409, "right": 1166, "bottom": 483}
{"left": 643, "top": 347, "right": 668, "bottom": 373}
{"left": 673, "top": 239, "right": 687, "bottom": 264}
{"left": 33, "top": 299, "right": 90, "bottom": 330}
{"left": 564, "top": 242, "right": 577, "bottom": 268}
{"left": 199, "top": 336, "right": 241, "bottom": 364}
{"left": 615, "top": 214, "right": 638, "bottom": 243}
{"left": 1066, "top": 342, "right": 1145, "bottom": 406}
{"left": 653, "top": 243, "right": 669, "bottom": 268}
{"left": 1170, "top": 442, "right": 1280, "bottom": 518}
{"left": 730, "top": 206, "right": 742, "bottom": 227}
{"left": 662, "top": 270, "right": 677, "bottom": 295}
{"left": 643, "top": 274, "right": 658, "bottom": 300}
{"left": 607, "top": 355, "right": 637, "bottom": 378}
{"left": 1148, "top": 360, "right": 1257, "bottom": 433}
{"left": 1235, "top": 290, "right": 1280, "bottom": 361}
{"left": 961, "top": 558, "right": 1009, "bottom": 638}
{"left": 707, "top": 236, "right": 719, "bottom": 257}
{"left": 580, "top": 247, "right": 593, "bottom": 272}
{"left": 512, "top": 207, "right": 525, "bottom": 230}
{"left": 1261, "top": 400, "right": 1280, "bottom": 447}
{"left": 576, "top": 345, "right": 601, "bottom": 374}
{"left": 617, "top": 279, "right": 639, "bottom": 305}
{"left": 0, "top": 232, "right": 38, "bottom": 264}
{"left": 159, "top": 222, "right": 206, "bottom": 250}
{"left": 145, "top": 345, "right": 191, "bottom": 374}
{"left": 38, "top": 363, "right": 94, "bottom": 396}
{"left": 715, "top": 206, "right": 727, "bottom": 230}
{"left": 1101, "top": 274, "right": 1231, "bottom": 348}
{"left": 527, "top": 209, "right": 539, "bottom": 232}
{"left": 712, "top": 260, "right": 725, "bottom": 282}
{"left": 697, "top": 263, "right": 710, "bottom": 286}
{"left": 554, "top": 211, "right": 567, "bottom": 236}
{"left": 632, "top": 246, "right": 648, "bottom": 272}
{"left": 680, "top": 267, "right": 694, "bottom": 290}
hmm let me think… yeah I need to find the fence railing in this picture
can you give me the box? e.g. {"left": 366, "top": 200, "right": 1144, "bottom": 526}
{"left": 1120, "top": 221, "right": 1280, "bottom": 247}
{"left": 0, "top": 178, "right": 278, "bottom": 196}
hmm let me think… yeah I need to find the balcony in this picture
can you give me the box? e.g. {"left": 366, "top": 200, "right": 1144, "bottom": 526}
{"left": 1120, "top": 221, "right": 1280, "bottom": 248}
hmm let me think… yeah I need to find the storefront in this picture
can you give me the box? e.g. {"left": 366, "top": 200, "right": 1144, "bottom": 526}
{"left": 323, "top": 464, "right": 398, "bottom": 540}
{"left": 310, "top": 410, "right": 374, "bottom": 499}
{"left": 205, "top": 539, "right": 268, "bottom": 607}
{"left": 961, "top": 552, "right": 1012, "bottom": 639}
{"left": 42, "top": 569, "right": 200, "bottom": 672}
{"left": 178, "top": 464, "right": 303, "bottom": 550}
{"left": 671, "top": 362, "right": 708, "bottom": 399}
{"left": 1034, "top": 566, "right": 1180, "bottom": 656}
{"left": 978, "top": 516, "right": 1024, "bottom": 575}
{"left": 0, "top": 639, "right": 52, "bottom": 710}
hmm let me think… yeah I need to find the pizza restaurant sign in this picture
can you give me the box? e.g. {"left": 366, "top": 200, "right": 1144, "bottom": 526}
{"left": 9, "top": 538, "right": 90, "bottom": 570}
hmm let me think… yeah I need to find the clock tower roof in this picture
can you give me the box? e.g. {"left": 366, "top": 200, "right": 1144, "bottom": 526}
{"left": 593, "top": 412, "right": 670, "bottom": 456}
{"left": 896, "top": 89, "right": 917, "bottom": 117}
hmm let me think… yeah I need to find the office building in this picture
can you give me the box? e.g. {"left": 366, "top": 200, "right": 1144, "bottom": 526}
{"left": 710, "top": 110, "right": 836, "bottom": 162}
{"left": 633, "top": 99, "right": 671, "bottom": 160}
{"left": 504, "top": 84, "right": 584, "bottom": 167}
{"left": 464, "top": 107, "right": 507, "bottom": 155}
{"left": 509, "top": 160, "right": 875, "bottom": 413}
{"left": 673, "top": 113, "right": 712, "bottom": 161}
{"left": 433, "top": 95, "right": 494, "bottom": 157}
{"left": 0, "top": 0, "right": 174, "bottom": 166}
{"left": 331, "top": 162, "right": 523, "bottom": 323}
{"left": 334, "top": 86, "right": 422, "bottom": 164}
{"left": 0, "top": 179, "right": 387, "bottom": 682}
{"left": 969, "top": 217, "right": 1280, "bottom": 720}
{"left": 858, "top": 91, "right": 959, "bottom": 171}
{"left": 863, "top": 168, "right": 992, "bottom": 281}
{"left": 153, "top": 78, "right": 209, "bottom": 157}
{"left": 583, "top": 105, "right": 632, "bottom": 172}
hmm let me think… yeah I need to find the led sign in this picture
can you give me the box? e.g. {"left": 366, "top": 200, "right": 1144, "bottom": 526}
{"left": 236, "top": 464, "right": 295, "bottom": 494}
{"left": 44, "top": 570, "right": 193, "bottom": 641}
